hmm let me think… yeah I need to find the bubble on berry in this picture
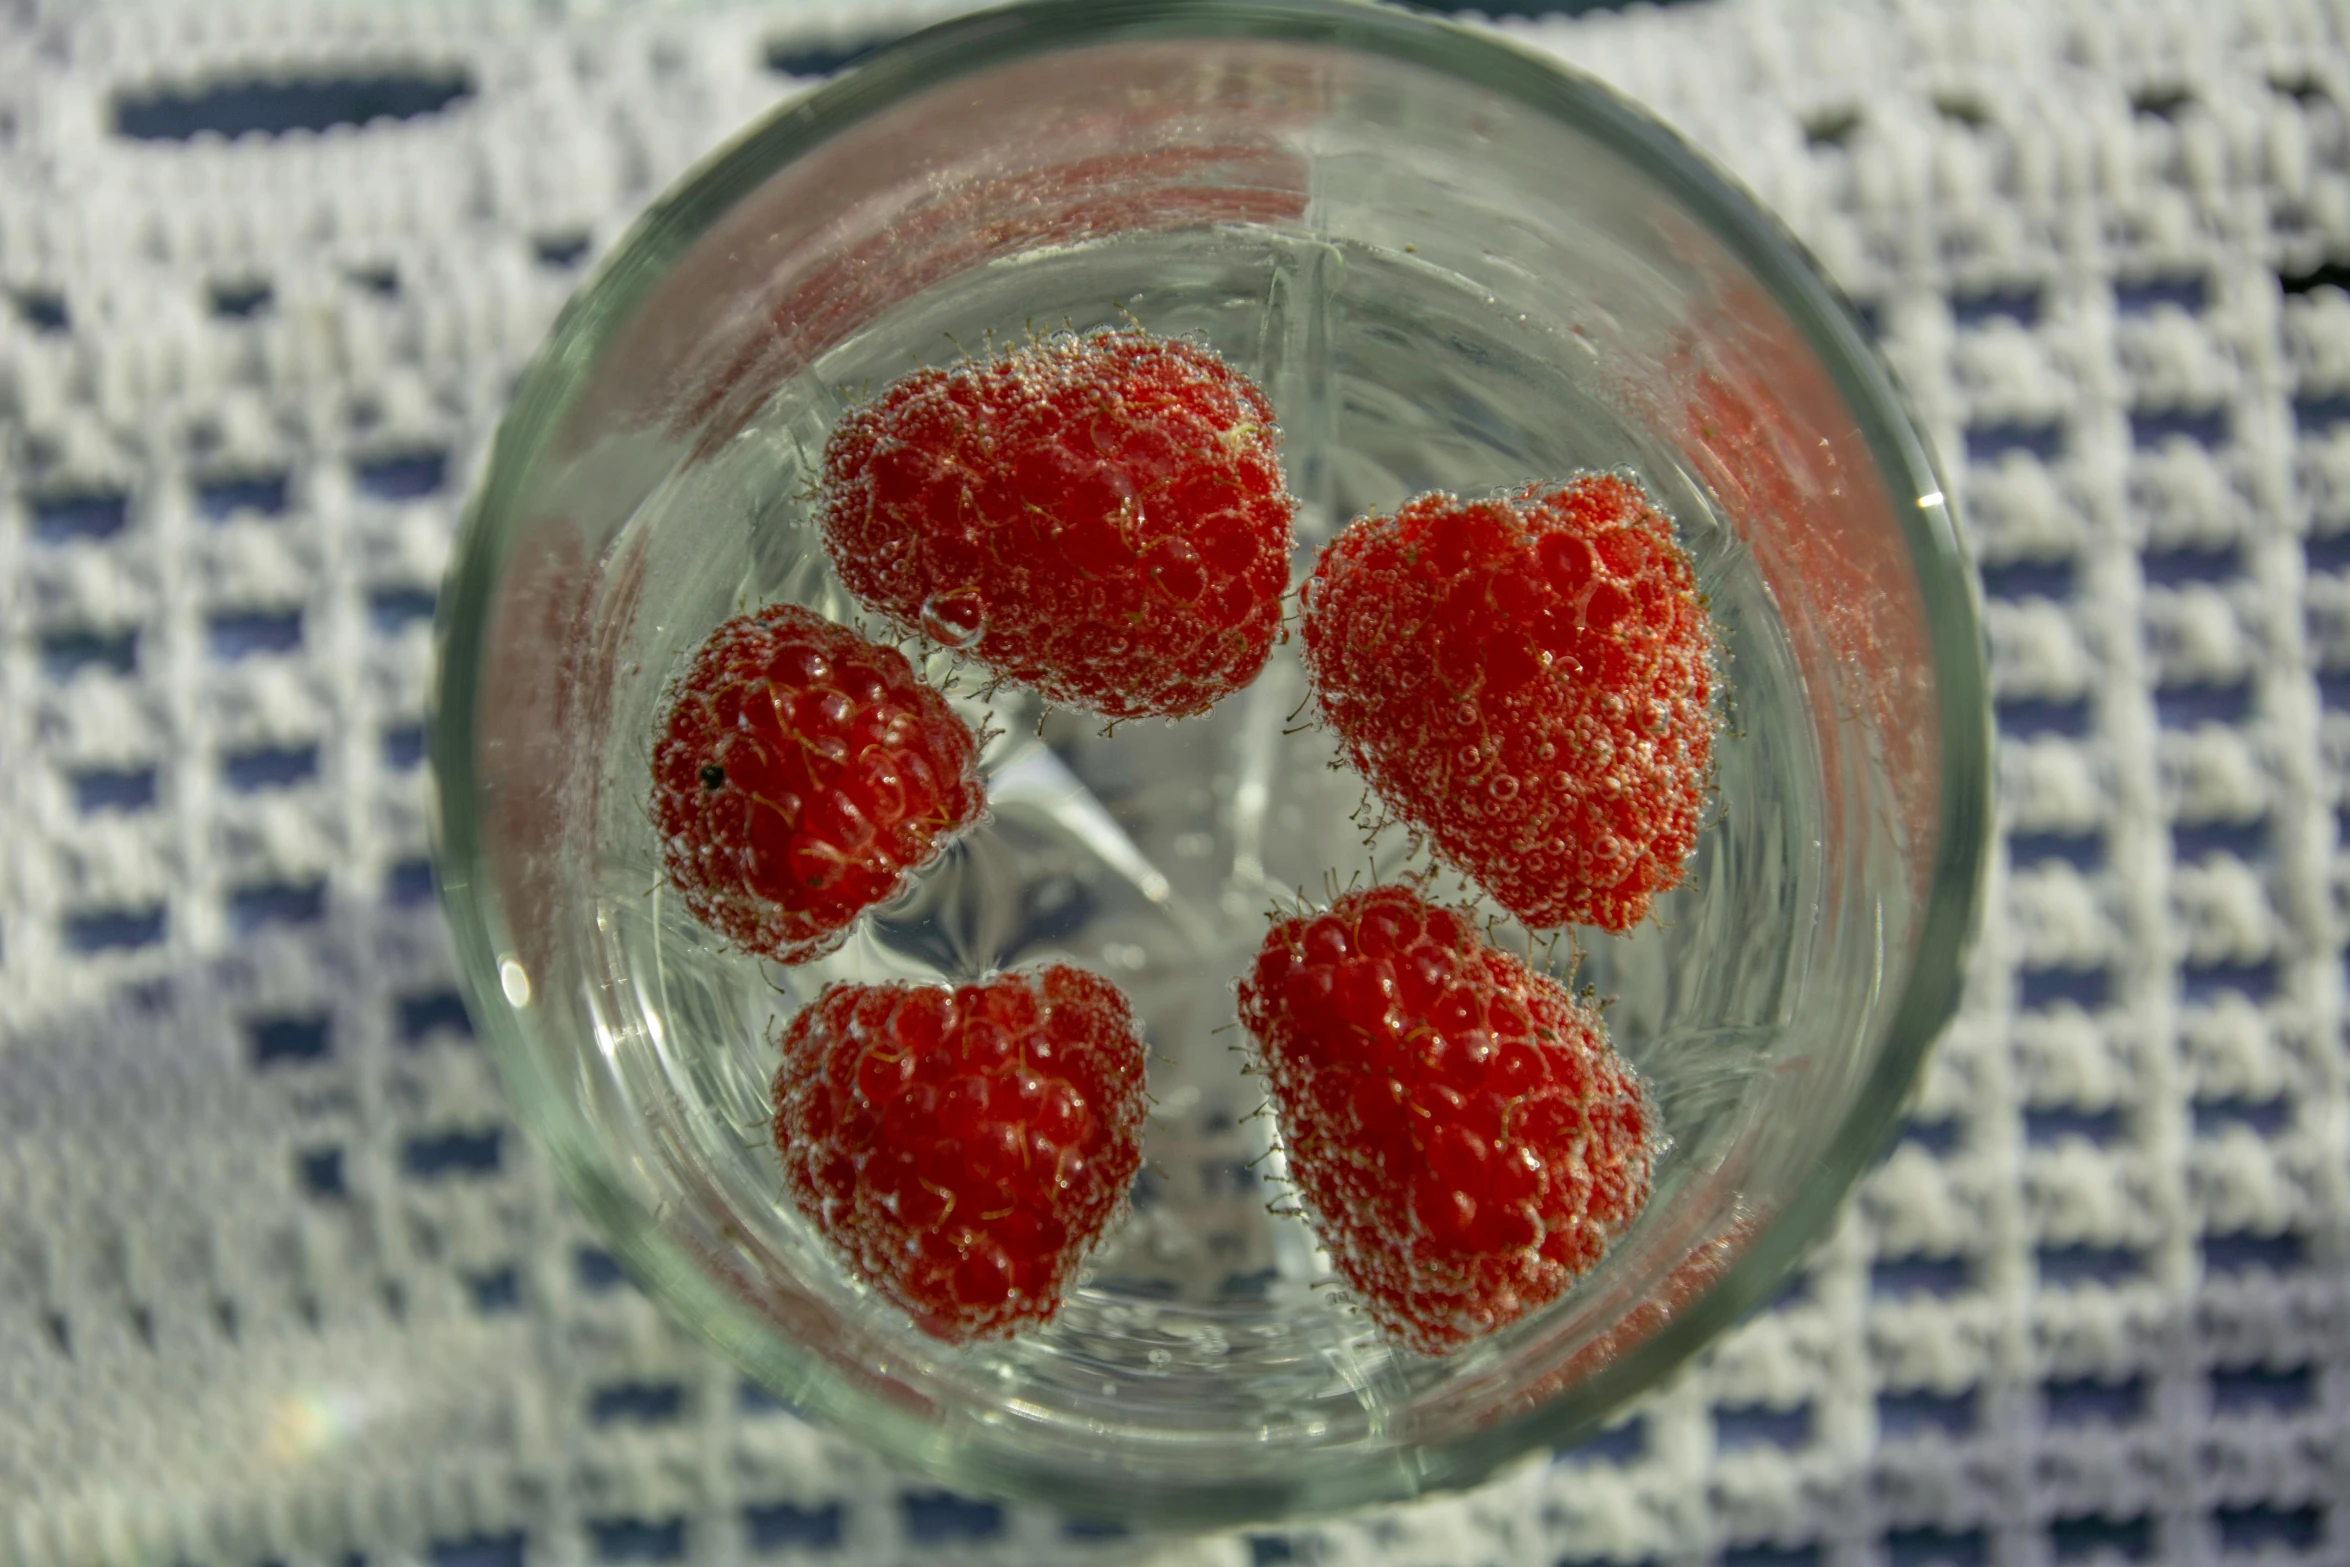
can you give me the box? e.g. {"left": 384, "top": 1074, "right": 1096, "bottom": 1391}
{"left": 778, "top": 646, "right": 831, "bottom": 685}
{"left": 919, "top": 588, "right": 988, "bottom": 648}
{"left": 1594, "top": 833, "right": 1622, "bottom": 860}
{"left": 1455, "top": 701, "right": 1479, "bottom": 726}
{"left": 1489, "top": 775, "right": 1520, "bottom": 802}
{"left": 1535, "top": 741, "right": 1557, "bottom": 763}
{"left": 1456, "top": 744, "right": 1481, "bottom": 768}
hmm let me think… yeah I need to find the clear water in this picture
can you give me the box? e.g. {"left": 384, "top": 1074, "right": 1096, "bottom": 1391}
{"left": 579, "top": 226, "right": 1822, "bottom": 1443}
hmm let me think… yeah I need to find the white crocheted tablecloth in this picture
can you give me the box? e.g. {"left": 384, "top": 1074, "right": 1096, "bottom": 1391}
{"left": 4, "top": 0, "right": 2348, "bottom": 1563}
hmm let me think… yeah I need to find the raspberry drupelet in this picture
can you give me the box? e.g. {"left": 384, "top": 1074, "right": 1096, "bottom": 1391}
{"left": 1237, "top": 885, "right": 1653, "bottom": 1355}
{"left": 651, "top": 604, "right": 984, "bottom": 964}
{"left": 820, "top": 328, "right": 1296, "bottom": 720}
{"left": 1299, "top": 474, "right": 1716, "bottom": 933}
{"left": 773, "top": 966, "right": 1148, "bottom": 1343}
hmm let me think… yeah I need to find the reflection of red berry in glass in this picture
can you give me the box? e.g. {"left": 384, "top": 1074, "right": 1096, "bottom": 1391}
{"left": 774, "top": 966, "right": 1148, "bottom": 1343}
{"left": 1300, "top": 475, "right": 1715, "bottom": 933}
{"left": 651, "top": 604, "right": 983, "bottom": 964}
{"left": 1237, "top": 886, "right": 1652, "bottom": 1356}
{"left": 820, "top": 328, "right": 1295, "bottom": 720}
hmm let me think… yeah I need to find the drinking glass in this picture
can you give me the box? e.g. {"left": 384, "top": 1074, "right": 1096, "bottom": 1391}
{"left": 431, "top": 0, "right": 1990, "bottom": 1527}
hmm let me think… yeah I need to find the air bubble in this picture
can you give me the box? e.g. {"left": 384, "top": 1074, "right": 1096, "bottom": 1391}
{"left": 1599, "top": 692, "right": 1627, "bottom": 719}
{"left": 919, "top": 587, "right": 988, "bottom": 648}
{"left": 779, "top": 646, "right": 832, "bottom": 686}
{"left": 1456, "top": 701, "right": 1479, "bottom": 725}
{"left": 1536, "top": 742, "right": 1557, "bottom": 763}
{"left": 1489, "top": 775, "right": 1520, "bottom": 801}
{"left": 499, "top": 956, "right": 533, "bottom": 1008}
{"left": 1457, "top": 744, "right": 1482, "bottom": 768}
{"left": 1594, "top": 834, "right": 1622, "bottom": 860}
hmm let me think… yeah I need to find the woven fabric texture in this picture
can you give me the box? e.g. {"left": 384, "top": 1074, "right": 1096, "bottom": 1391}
{"left": 3, "top": 1, "right": 2347, "bottom": 1564}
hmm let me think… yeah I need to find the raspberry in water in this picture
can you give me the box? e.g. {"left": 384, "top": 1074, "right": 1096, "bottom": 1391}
{"left": 1237, "top": 885, "right": 1653, "bottom": 1355}
{"left": 773, "top": 966, "right": 1148, "bottom": 1342}
{"left": 651, "top": 604, "right": 983, "bottom": 964}
{"left": 820, "top": 328, "right": 1295, "bottom": 720}
{"left": 1299, "top": 475, "right": 1716, "bottom": 933}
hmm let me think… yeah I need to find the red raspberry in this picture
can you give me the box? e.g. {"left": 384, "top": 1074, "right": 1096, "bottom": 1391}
{"left": 1299, "top": 475, "right": 1715, "bottom": 933}
{"left": 651, "top": 604, "right": 983, "bottom": 964}
{"left": 773, "top": 966, "right": 1147, "bottom": 1343}
{"left": 820, "top": 328, "right": 1295, "bottom": 720}
{"left": 1237, "top": 885, "right": 1653, "bottom": 1355}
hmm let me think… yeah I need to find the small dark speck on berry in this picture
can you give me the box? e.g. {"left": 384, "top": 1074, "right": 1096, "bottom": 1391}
{"left": 702, "top": 764, "right": 727, "bottom": 790}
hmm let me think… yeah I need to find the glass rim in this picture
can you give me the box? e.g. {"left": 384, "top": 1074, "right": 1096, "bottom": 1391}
{"left": 432, "top": 0, "right": 1992, "bottom": 1525}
